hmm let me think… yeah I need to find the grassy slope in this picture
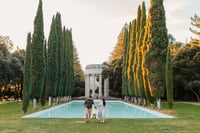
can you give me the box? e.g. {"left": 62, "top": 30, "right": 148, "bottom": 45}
{"left": 0, "top": 102, "right": 199, "bottom": 133}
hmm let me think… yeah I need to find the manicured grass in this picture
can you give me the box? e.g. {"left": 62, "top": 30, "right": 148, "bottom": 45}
{"left": 0, "top": 101, "right": 199, "bottom": 133}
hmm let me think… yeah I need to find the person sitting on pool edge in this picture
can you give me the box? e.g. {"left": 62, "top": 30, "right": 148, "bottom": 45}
{"left": 84, "top": 96, "right": 94, "bottom": 122}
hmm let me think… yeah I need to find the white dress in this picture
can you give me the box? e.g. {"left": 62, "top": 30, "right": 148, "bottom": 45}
{"left": 97, "top": 103, "right": 106, "bottom": 119}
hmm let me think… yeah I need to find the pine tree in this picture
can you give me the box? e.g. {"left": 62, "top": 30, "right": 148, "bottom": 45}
{"left": 31, "top": 0, "right": 45, "bottom": 110}
{"left": 166, "top": 47, "right": 173, "bottom": 109}
{"left": 189, "top": 14, "right": 200, "bottom": 46}
{"left": 144, "top": 0, "right": 168, "bottom": 109}
{"left": 47, "top": 16, "right": 58, "bottom": 106}
{"left": 22, "top": 32, "right": 32, "bottom": 113}
{"left": 55, "top": 13, "right": 63, "bottom": 99}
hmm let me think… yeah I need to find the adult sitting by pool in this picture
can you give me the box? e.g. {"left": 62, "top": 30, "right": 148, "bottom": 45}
{"left": 84, "top": 96, "right": 94, "bottom": 122}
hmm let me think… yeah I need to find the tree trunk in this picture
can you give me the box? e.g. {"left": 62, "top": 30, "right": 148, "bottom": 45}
{"left": 134, "top": 97, "right": 137, "bottom": 104}
{"left": 191, "top": 89, "right": 200, "bottom": 102}
{"left": 48, "top": 97, "right": 52, "bottom": 106}
{"left": 143, "top": 98, "right": 147, "bottom": 106}
{"left": 56, "top": 97, "right": 59, "bottom": 104}
{"left": 33, "top": 98, "right": 37, "bottom": 110}
{"left": 156, "top": 98, "right": 162, "bottom": 110}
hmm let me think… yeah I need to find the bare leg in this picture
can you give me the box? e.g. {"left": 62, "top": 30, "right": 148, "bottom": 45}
{"left": 88, "top": 108, "right": 92, "bottom": 121}
{"left": 85, "top": 108, "right": 88, "bottom": 122}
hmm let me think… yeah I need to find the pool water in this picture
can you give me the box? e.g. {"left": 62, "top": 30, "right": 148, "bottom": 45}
{"left": 22, "top": 100, "right": 174, "bottom": 118}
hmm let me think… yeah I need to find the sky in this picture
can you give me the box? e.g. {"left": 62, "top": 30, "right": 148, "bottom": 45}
{"left": 0, "top": 0, "right": 200, "bottom": 70}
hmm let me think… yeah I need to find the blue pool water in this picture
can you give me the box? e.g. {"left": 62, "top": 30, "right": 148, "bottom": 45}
{"left": 22, "top": 100, "right": 174, "bottom": 118}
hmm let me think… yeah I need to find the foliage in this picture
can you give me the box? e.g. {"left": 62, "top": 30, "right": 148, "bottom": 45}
{"left": 173, "top": 45, "right": 200, "bottom": 101}
{"left": 0, "top": 35, "right": 24, "bottom": 100}
{"left": 55, "top": 13, "right": 63, "bottom": 97}
{"left": 189, "top": 14, "right": 200, "bottom": 46}
{"left": 47, "top": 16, "right": 58, "bottom": 97}
{"left": 166, "top": 47, "right": 173, "bottom": 109}
{"left": 127, "top": 20, "right": 136, "bottom": 96}
{"left": 22, "top": 33, "right": 32, "bottom": 113}
{"left": 63, "top": 28, "right": 74, "bottom": 96}
{"left": 31, "top": 0, "right": 45, "bottom": 99}
{"left": 144, "top": 0, "right": 168, "bottom": 98}
{"left": 122, "top": 24, "right": 129, "bottom": 96}
{"left": 73, "top": 46, "right": 85, "bottom": 97}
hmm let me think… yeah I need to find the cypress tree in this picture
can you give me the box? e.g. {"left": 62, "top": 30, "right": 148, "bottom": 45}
{"left": 123, "top": 25, "right": 129, "bottom": 96}
{"left": 133, "top": 5, "right": 141, "bottom": 100}
{"left": 62, "top": 27, "right": 67, "bottom": 96}
{"left": 137, "top": 2, "right": 146, "bottom": 104}
{"left": 55, "top": 13, "right": 63, "bottom": 98}
{"left": 125, "top": 22, "right": 131, "bottom": 96}
{"left": 128, "top": 20, "right": 136, "bottom": 96}
{"left": 41, "top": 41, "right": 47, "bottom": 106}
{"left": 47, "top": 16, "right": 58, "bottom": 106}
{"left": 144, "top": 0, "right": 168, "bottom": 109}
{"left": 69, "top": 29, "right": 74, "bottom": 96}
{"left": 142, "top": 5, "right": 154, "bottom": 104}
{"left": 22, "top": 32, "right": 32, "bottom": 113}
{"left": 165, "top": 47, "right": 173, "bottom": 109}
{"left": 63, "top": 28, "right": 70, "bottom": 96}
{"left": 122, "top": 24, "right": 129, "bottom": 97}
{"left": 31, "top": 0, "right": 45, "bottom": 110}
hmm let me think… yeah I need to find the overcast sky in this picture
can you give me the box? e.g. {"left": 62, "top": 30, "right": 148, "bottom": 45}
{"left": 0, "top": 0, "right": 200, "bottom": 70}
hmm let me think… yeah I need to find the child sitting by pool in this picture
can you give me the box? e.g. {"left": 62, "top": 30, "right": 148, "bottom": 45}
{"left": 92, "top": 106, "right": 97, "bottom": 119}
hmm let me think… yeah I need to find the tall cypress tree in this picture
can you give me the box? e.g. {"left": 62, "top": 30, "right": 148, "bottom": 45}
{"left": 133, "top": 5, "right": 141, "bottom": 99}
{"left": 142, "top": 3, "right": 154, "bottom": 104}
{"left": 22, "top": 32, "right": 32, "bottom": 113}
{"left": 125, "top": 22, "right": 131, "bottom": 96}
{"left": 144, "top": 0, "right": 168, "bottom": 109}
{"left": 31, "top": 0, "right": 45, "bottom": 110}
{"left": 41, "top": 41, "right": 47, "bottom": 106}
{"left": 128, "top": 20, "right": 136, "bottom": 96}
{"left": 63, "top": 28, "right": 70, "bottom": 96}
{"left": 69, "top": 29, "right": 74, "bottom": 96}
{"left": 62, "top": 27, "right": 67, "bottom": 96}
{"left": 137, "top": 2, "right": 146, "bottom": 103}
{"left": 47, "top": 16, "right": 58, "bottom": 105}
{"left": 55, "top": 13, "right": 63, "bottom": 98}
{"left": 165, "top": 47, "right": 173, "bottom": 109}
{"left": 122, "top": 29, "right": 127, "bottom": 96}
{"left": 122, "top": 24, "right": 129, "bottom": 97}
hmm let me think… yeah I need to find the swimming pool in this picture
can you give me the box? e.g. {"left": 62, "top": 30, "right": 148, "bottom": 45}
{"left": 22, "top": 100, "right": 174, "bottom": 118}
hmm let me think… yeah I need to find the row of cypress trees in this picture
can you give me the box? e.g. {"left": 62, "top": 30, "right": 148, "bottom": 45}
{"left": 23, "top": 0, "right": 74, "bottom": 113}
{"left": 122, "top": 0, "right": 173, "bottom": 109}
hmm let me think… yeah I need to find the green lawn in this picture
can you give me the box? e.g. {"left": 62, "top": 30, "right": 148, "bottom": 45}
{"left": 0, "top": 101, "right": 199, "bottom": 133}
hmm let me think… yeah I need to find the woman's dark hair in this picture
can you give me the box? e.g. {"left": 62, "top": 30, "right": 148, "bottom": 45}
{"left": 102, "top": 98, "right": 106, "bottom": 106}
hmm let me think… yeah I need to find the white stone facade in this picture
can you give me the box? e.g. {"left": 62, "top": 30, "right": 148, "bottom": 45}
{"left": 85, "top": 64, "right": 109, "bottom": 98}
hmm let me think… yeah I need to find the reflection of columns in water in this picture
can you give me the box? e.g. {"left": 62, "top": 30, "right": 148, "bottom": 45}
{"left": 104, "top": 78, "right": 109, "bottom": 97}
{"left": 99, "top": 75, "right": 102, "bottom": 97}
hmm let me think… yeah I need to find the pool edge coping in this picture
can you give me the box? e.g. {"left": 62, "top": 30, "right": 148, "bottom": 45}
{"left": 21, "top": 100, "right": 175, "bottom": 119}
